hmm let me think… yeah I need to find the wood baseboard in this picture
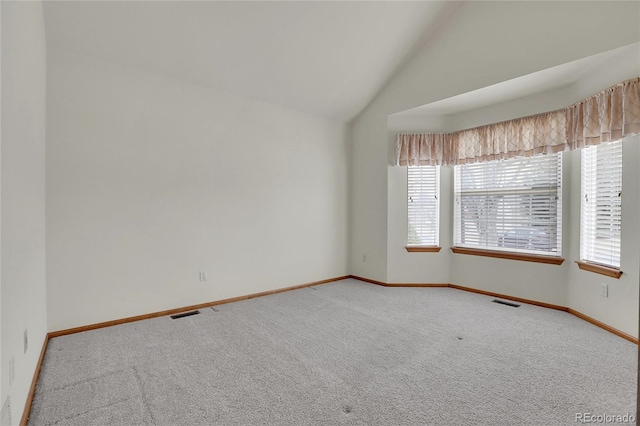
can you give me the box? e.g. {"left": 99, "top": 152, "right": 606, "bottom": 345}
{"left": 383, "top": 283, "right": 449, "bottom": 287}
{"left": 20, "top": 334, "right": 49, "bottom": 426}
{"left": 350, "top": 276, "right": 565, "bottom": 309}
{"left": 348, "top": 275, "right": 448, "bottom": 287}
{"left": 349, "top": 275, "right": 636, "bottom": 345}
{"left": 348, "top": 275, "right": 387, "bottom": 286}
{"left": 568, "top": 308, "right": 638, "bottom": 344}
{"left": 22, "top": 273, "right": 638, "bottom": 425}
{"left": 26, "top": 275, "right": 350, "bottom": 424}
{"left": 447, "top": 284, "right": 568, "bottom": 312}
{"left": 49, "top": 275, "right": 350, "bottom": 338}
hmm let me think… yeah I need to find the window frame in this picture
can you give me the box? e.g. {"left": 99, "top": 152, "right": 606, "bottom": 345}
{"left": 452, "top": 153, "right": 564, "bottom": 264}
{"left": 577, "top": 140, "right": 623, "bottom": 277}
{"left": 406, "top": 165, "right": 440, "bottom": 250}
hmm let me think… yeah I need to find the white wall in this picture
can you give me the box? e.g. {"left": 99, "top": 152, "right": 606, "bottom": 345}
{"left": 351, "top": 1, "right": 640, "bottom": 285}
{"left": 350, "top": 1, "right": 639, "bottom": 333}
{"left": 442, "top": 53, "right": 640, "bottom": 334}
{"left": 46, "top": 49, "right": 349, "bottom": 332}
{"left": 1, "top": 1, "right": 48, "bottom": 423}
{"left": 387, "top": 165, "right": 453, "bottom": 284}
{"left": 566, "top": 138, "right": 640, "bottom": 337}
{"left": 386, "top": 115, "right": 452, "bottom": 284}
{"left": 388, "top": 85, "right": 579, "bottom": 303}
{"left": 381, "top": 23, "right": 640, "bottom": 333}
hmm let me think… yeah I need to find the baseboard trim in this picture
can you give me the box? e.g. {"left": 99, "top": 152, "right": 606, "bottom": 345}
{"left": 568, "top": 308, "right": 638, "bottom": 345}
{"left": 22, "top": 273, "right": 638, "bottom": 425}
{"left": 384, "top": 283, "right": 449, "bottom": 287}
{"left": 25, "top": 275, "right": 349, "bottom": 424}
{"left": 348, "top": 275, "right": 387, "bottom": 286}
{"left": 49, "top": 275, "right": 349, "bottom": 338}
{"left": 348, "top": 275, "right": 448, "bottom": 287}
{"left": 20, "top": 334, "right": 49, "bottom": 426}
{"left": 349, "top": 275, "right": 636, "bottom": 345}
{"left": 447, "top": 284, "right": 568, "bottom": 312}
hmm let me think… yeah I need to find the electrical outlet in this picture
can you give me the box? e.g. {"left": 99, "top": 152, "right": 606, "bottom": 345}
{"left": 362, "top": 254, "right": 367, "bottom": 263}
{"left": 600, "top": 283, "right": 608, "bottom": 298}
{"left": 24, "top": 329, "right": 28, "bottom": 353}
{"left": 199, "top": 270, "right": 207, "bottom": 282}
{"left": 8, "top": 356, "right": 14, "bottom": 386}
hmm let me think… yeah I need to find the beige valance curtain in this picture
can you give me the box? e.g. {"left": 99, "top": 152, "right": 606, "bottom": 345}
{"left": 397, "top": 77, "right": 640, "bottom": 166}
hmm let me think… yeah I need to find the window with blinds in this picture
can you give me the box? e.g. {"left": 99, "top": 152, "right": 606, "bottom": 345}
{"left": 407, "top": 166, "right": 440, "bottom": 246}
{"left": 454, "top": 153, "right": 562, "bottom": 256}
{"left": 580, "top": 140, "right": 622, "bottom": 268}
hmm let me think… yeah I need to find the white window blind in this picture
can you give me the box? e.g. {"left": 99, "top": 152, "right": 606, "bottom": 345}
{"left": 454, "top": 153, "right": 562, "bottom": 256}
{"left": 407, "top": 166, "right": 440, "bottom": 246}
{"left": 580, "top": 140, "right": 622, "bottom": 268}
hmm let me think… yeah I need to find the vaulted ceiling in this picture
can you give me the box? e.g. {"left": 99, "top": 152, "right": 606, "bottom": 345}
{"left": 394, "top": 43, "right": 639, "bottom": 117}
{"left": 43, "top": 1, "right": 458, "bottom": 122}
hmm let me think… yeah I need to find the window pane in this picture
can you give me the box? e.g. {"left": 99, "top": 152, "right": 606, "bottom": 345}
{"left": 408, "top": 166, "right": 440, "bottom": 246}
{"left": 454, "top": 153, "right": 562, "bottom": 256}
{"left": 580, "top": 140, "right": 622, "bottom": 268}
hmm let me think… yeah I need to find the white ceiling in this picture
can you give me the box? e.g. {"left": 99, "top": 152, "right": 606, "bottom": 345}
{"left": 43, "top": 1, "right": 456, "bottom": 122}
{"left": 394, "top": 43, "right": 639, "bottom": 117}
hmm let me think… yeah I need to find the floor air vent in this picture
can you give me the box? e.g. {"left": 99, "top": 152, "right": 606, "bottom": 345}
{"left": 170, "top": 310, "right": 200, "bottom": 319}
{"left": 492, "top": 299, "right": 520, "bottom": 308}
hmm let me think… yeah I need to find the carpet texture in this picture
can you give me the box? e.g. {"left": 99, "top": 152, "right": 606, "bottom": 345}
{"left": 28, "top": 279, "right": 637, "bottom": 425}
